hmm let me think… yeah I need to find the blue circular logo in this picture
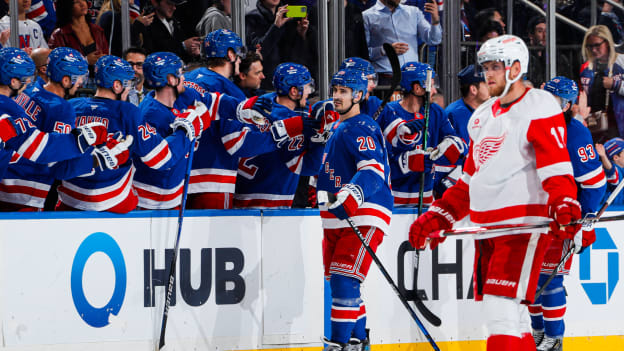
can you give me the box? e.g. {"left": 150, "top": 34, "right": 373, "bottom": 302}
{"left": 71, "top": 232, "right": 127, "bottom": 327}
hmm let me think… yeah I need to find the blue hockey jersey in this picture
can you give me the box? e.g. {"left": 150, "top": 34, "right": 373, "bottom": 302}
{"left": 317, "top": 113, "right": 393, "bottom": 234}
{"left": 445, "top": 98, "right": 473, "bottom": 145}
{"left": 184, "top": 67, "right": 247, "bottom": 102}
{"left": 0, "top": 86, "right": 93, "bottom": 208}
{"left": 377, "top": 101, "right": 461, "bottom": 206}
{"left": 361, "top": 95, "right": 382, "bottom": 118}
{"left": 234, "top": 93, "right": 324, "bottom": 208}
{"left": 58, "top": 97, "right": 192, "bottom": 212}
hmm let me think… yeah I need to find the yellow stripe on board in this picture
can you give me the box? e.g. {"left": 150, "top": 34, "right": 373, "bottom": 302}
{"left": 234, "top": 335, "right": 624, "bottom": 351}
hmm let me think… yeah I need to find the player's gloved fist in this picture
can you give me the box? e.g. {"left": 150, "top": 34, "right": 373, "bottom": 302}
{"left": 397, "top": 119, "right": 424, "bottom": 145}
{"left": 430, "top": 136, "right": 466, "bottom": 164}
{"left": 72, "top": 122, "right": 108, "bottom": 153}
{"left": 0, "top": 114, "right": 21, "bottom": 143}
{"left": 409, "top": 206, "right": 454, "bottom": 250}
{"left": 171, "top": 101, "right": 210, "bottom": 141}
{"left": 398, "top": 148, "right": 433, "bottom": 174}
{"left": 93, "top": 133, "right": 134, "bottom": 171}
{"left": 270, "top": 116, "right": 304, "bottom": 146}
{"left": 237, "top": 95, "right": 270, "bottom": 127}
{"left": 548, "top": 196, "right": 582, "bottom": 240}
{"left": 310, "top": 100, "right": 339, "bottom": 143}
{"left": 328, "top": 183, "right": 364, "bottom": 220}
{"left": 574, "top": 228, "right": 596, "bottom": 254}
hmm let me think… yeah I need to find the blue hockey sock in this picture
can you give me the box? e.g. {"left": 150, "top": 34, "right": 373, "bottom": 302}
{"left": 330, "top": 274, "right": 362, "bottom": 344}
{"left": 542, "top": 275, "right": 566, "bottom": 338}
{"left": 352, "top": 301, "right": 367, "bottom": 341}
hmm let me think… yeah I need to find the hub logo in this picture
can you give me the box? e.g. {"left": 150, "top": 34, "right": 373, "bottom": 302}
{"left": 579, "top": 228, "right": 619, "bottom": 304}
{"left": 71, "top": 232, "right": 127, "bottom": 327}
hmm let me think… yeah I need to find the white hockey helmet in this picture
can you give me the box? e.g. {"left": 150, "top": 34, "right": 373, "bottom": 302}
{"left": 477, "top": 34, "right": 529, "bottom": 96}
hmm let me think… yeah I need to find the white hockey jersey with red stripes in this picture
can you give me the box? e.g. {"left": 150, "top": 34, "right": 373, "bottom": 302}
{"left": 460, "top": 88, "right": 575, "bottom": 231}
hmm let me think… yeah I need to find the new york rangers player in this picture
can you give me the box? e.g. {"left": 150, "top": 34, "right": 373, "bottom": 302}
{"left": 318, "top": 69, "right": 393, "bottom": 351}
{"left": 0, "top": 47, "right": 108, "bottom": 191}
{"left": 409, "top": 35, "right": 582, "bottom": 351}
{"left": 57, "top": 55, "right": 212, "bottom": 213}
{"left": 339, "top": 57, "right": 382, "bottom": 117}
{"left": 529, "top": 77, "right": 606, "bottom": 351}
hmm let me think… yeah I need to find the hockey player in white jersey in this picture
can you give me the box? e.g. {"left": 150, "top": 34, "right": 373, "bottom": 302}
{"left": 409, "top": 35, "right": 582, "bottom": 351}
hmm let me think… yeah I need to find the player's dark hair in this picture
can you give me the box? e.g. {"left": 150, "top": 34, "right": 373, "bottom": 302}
{"left": 460, "top": 82, "right": 480, "bottom": 98}
{"left": 56, "top": 0, "right": 93, "bottom": 28}
{"left": 122, "top": 47, "right": 147, "bottom": 61}
{"left": 206, "top": 57, "right": 229, "bottom": 69}
{"left": 234, "top": 52, "right": 262, "bottom": 84}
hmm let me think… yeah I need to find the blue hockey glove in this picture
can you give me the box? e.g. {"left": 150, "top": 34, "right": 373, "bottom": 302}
{"left": 328, "top": 183, "right": 364, "bottom": 220}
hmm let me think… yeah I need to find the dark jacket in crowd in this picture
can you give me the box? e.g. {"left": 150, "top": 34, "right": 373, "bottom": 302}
{"left": 345, "top": 2, "right": 369, "bottom": 60}
{"left": 138, "top": 15, "right": 195, "bottom": 63}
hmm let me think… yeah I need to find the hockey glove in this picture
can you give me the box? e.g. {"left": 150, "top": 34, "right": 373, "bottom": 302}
{"left": 398, "top": 148, "right": 433, "bottom": 174}
{"left": 409, "top": 206, "right": 454, "bottom": 250}
{"left": 236, "top": 96, "right": 271, "bottom": 127}
{"left": 397, "top": 119, "right": 424, "bottom": 145}
{"left": 574, "top": 228, "right": 596, "bottom": 254}
{"left": 0, "top": 114, "right": 21, "bottom": 143}
{"left": 328, "top": 183, "right": 364, "bottom": 220}
{"left": 310, "top": 100, "right": 339, "bottom": 143}
{"left": 171, "top": 101, "right": 210, "bottom": 141}
{"left": 72, "top": 122, "right": 108, "bottom": 153}
{"left": 270, "top": 116, "right": 304, "bottom": 146}
{"left": 429, "top": 136, "right": 466, "bottom": 164}
{"left": 548, "top": 196, "right": 582, "bottom": 240}
{"left": 93, "top": 133, "right": 134, "bottom": 171}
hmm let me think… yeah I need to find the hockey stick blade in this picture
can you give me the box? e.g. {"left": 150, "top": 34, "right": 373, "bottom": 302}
{"left": 372, "top": 43, "right": 401, "bottom": 121}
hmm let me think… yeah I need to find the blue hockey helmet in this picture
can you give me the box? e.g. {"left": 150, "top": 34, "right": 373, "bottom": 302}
{"left": 0, "top": 47, "right": 35, "bottom": 86}
{"left": 272, "top": 62, "right": 314, "bottom": 96}
{"left": 94, "top": 55, "right": 135, "bottom": 89}
{"left": 400, "top": 61, "right": 435, "bottom": 93}
{"left": 203, "top": 29, "right": 245, "bottom": 59}
{"left": 543, "top": 76, "right": 578, "bottom": 109}
{"left": 331, "top": 69, "right": 368, "bottom": 101}
{"left": 340, "top": 56, "right": 377, "bottom": 87}
{"left": 47, "top": 47, "right": 89, "bottom": 85}
{"left": 143, "top": 52, "right": 183, "bottom": 89}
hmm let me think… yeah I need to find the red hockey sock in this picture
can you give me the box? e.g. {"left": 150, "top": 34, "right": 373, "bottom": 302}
{"left": 487, "top": 334, "right": 522, "bottom": 351}
{"left": 521, "top": 332, "right": 537, "bottom": 351}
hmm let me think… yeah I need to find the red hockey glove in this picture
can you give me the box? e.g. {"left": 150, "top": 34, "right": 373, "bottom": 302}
{"left": 548, "top": 196, "right": 582, "bottom": 240}
{"left": 574, "top": 228, "right": 596, "bottom": 254}
{"left": 409, "top": 206, "right": 454, "bottom": 250}
{"left": 93, "top": 133, "right": 134, "bottom": 171}
{"left": 236, "top": 95, "right": 271, "bottom": 127}
{"left": 430, "top": 136, "right": 466, "bottom": 164}
{"left": 398, "top": 149, "right": 433, "bottom": 174}
{"left": 73, "top": 122, "right": 108, "bottom": 153}
{"left": 171, "top": 100, "right": 211, "bottom": 140}
{"left": 328, "top": 183, "right": 364, "bottom": 220}
{"left": 270, "top": 116, "right": 305, "bottom": 146}
{"left": 309, "top": 100, "right": 339, "bottom": 143}
{"left": 0, "top": 114, "right": 20, "bottom": 143}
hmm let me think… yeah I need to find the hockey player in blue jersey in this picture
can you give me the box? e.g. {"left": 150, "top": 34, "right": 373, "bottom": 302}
{"left": 339, "top": 57, "right": 382, "bottom": 117}
{"left": 377, "top": 61, "right": 465, "bottom": 206}
{"left": 317, "top": 69, "right": 393, "bottom": 351}
{"left": 529, "top": 77, "right": 606, "bottom": 351}
{"left": 57, "top": 55, "right": 213, "bottom": 213}
{"left": 596, "top": 138, "right": 624, "bottom": 206}
{"left": 184, "top": 29, "right": 247, "bottom": 101}
{"left": 2, "top": 47, "right": 128, "bottom": 210}
{"left": 0, "top": 47, "right": 109, "bottom": 193}
{"left": 234, "top": 62, "right": 323, "bottom": 208}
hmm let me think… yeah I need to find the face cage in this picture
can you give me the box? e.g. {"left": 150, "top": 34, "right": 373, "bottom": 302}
{"left": 367, "top": 73, "right": 378, "bottom": 88}
{"left": 70, "top": 73, "right": 89, "bottom": 87}
{"left": 121, "top": 77, "right": 137, "bottom": 90}
{"left": 19, "top": 75, "right": 34, "bottom": 86}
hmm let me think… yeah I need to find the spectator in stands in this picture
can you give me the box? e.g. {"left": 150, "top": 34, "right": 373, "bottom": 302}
{"left": 96, "top": 0, "right": 153, "bottom": 57}
{"left": 473, "top": 7, "right": 505, "bottom": 34}
{"left": 196, "top": 0, "right": 231, "bottom": 37}
{"left": 26, "top": 0, "right": 56, "bottom": 39}
{"left": 477, "top": 19, "right": 503, "bottom": 43}
{"left": 461, "top": 0, "right": 477, "bottom": 41}
{"left": 234, "top": 51, "right": 265, "bottom": 98}
{"left": 579, "top": 25, "right": 624, "bottom": 142}
{"left": 279, "top": 0, "right": 319, "bottom": 87}
{"left": 348, "top": 0, "right": 375, "bottom": 11}
{"left": 138, "top": 0, "right": 201, "bottom": 63}
{"left": 30, "top": 47, "right": 50, "bottom": 85}
{"left": 48, "top": 0, "right": 108, "bottom": 67}
{"left": 525, "top": 16, "right": 573, "bottom": 88}
{"left": 122, "top": 47, "right": 147, "bottom": 106}
{"left": 362, "top": 0, "right": 441, "bottom": 84}
{"left": 599, "top": 0, "right": 624, "bottom": 47}
{"left": 0, "top": 0, "right": 48, "bottom": 52}
{"left": 345, "top": 0, "right": 369, "bottom": 60}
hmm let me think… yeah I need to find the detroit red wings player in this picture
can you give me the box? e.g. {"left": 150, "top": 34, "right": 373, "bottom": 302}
{"left": 408, "top": 35, "right": 582, "bottom": 351}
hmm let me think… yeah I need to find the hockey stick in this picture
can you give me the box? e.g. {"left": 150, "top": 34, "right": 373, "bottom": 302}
{"left": 157, "top": 142, "right": 195, "bottom": 350}
{"left": 431, "top": 178, "right": 624, "bottom": 238}
{"left": 411, "top": 68, "right": 442, "bottom": 327}
{"left": 371, "top": 43, "right": 401, "bottom": 121}
{"left": 319, "top": 191, "right": 440, "bottom": 351}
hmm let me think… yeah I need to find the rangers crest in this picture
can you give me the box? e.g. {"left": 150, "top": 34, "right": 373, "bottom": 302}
{"left": 473, "top": 134, "right": 506, "bottom": 171}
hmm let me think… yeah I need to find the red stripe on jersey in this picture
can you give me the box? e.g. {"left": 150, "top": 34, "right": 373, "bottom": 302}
{"left": 463, "top": 142, "right": 476, "bottom": 177}
{"left": 234, "top": 198, "right": 293, "bottom": 208}
{"left": 10, "top": 153, "right": 20, "bottom": 163}
{"left": 59, "top": 173, "right": 133, "bottom": 203}
{"left": 0, "top": 183, "right": 47, "bottom": 198}
{"left": 385, "top": 120, "right": 400, "bottom": 145}
{"left": 394, "top": 195, "right": 434, "bottom": 206}
{"left": 21, "top": 131, "right": 46, "bottom": 160}
{"left": 190, "top": 174, "right": 236, "bottom": 185}
{"left": 582, "top": 170, "right": 606, "bottom": 187}
{"left": 223, "top": 129, "right": 248, "bottom": 152}
{"left": 543, "top": 306, "right": 566, "bottom": 319}
{"left": 356, "top": 207, "right": 392, "bottom": 224}
{"left": 470, "top": 204, "right": 548, "bottom": 224}
{"left": 358, "top": 162, "right": 384, "bottom": 174}
{"left": 26, "top": 4, "right": 45, "bottom": 19}
{"left": 143, "top": 144, "right": 171, "bottom": 168}
{"left": 135, "top": 186, "right": 183, "bottom": 202}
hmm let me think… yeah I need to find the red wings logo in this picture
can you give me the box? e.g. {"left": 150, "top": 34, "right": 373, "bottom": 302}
{"left": 473, "top": 134, "right": 506, "bottom": 171}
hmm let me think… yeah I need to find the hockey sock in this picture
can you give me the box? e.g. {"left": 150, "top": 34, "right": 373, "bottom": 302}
{"left": 483, "top": 294, "right": 524, "bottom": 350}
{"left": 330, "top": 274, "right": 363, "bottom": 344}
{"left": 528, "top": 294, "right": 544, "bottom": 332}
{"left": 352, "top": 301, "right": 367, "bottom": 341}
{"left": 486, "top": 335, "right": 522, "bottom": 351}
{"left": 542, "top": 275, "right": 566, "bottom": 338}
